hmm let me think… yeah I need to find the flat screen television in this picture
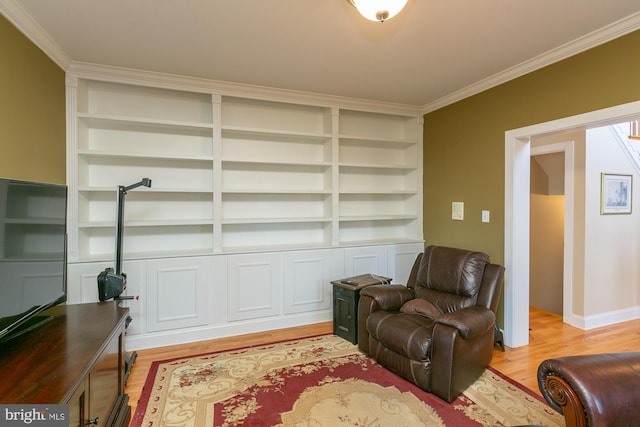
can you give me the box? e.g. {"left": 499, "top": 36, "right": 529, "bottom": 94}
{"left": 0, "top": 178, "right": 67, "bottom": 343}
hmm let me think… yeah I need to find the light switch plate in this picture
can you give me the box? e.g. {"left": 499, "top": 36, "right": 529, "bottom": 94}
{"left": 482, "top": 210, "right": 490, "bottom": 223}
{"left": 452, "top": 202, "right": 464, "bottom": 220}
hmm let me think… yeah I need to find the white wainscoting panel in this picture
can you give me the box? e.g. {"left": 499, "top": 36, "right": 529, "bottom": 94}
{"left": 386, "top": 243, "right": 423, "bottom": 284}
{"left": 227, "top": 252, "right": 282, "bottom": 321}
{"left": 64, "top": 243, "right": 425, "bottom": 349}
{"left": 146, "top": 257, "right": 210, "bottom": 332}
{"left": 283, "top": 249, "right": 338, "bottom": 315}
{"left": 343, "top": 246, "right": 387, "bottom": 277}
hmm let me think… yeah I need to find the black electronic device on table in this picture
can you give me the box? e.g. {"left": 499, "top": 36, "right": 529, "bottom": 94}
{"left": 0, "top": 178, "right": 68, "bottom": 344}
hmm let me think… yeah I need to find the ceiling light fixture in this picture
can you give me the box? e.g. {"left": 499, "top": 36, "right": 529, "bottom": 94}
{"left": 347, "top": 0, "right": 409, "bottom": 22}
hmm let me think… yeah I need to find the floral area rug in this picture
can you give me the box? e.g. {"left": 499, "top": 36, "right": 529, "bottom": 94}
{"left": 130, "top": 335, "right": 563, "bottom": 427}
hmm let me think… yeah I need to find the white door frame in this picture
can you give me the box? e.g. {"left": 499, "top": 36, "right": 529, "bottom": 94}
{"left": 504, "top": 100, "right": 640, "bottom": 347}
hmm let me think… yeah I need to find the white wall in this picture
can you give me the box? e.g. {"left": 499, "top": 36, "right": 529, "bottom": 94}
{"left": 584, "top": 125, "right": 640, "bottom": 320}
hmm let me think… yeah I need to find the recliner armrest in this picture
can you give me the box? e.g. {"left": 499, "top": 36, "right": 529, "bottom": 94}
{"left": 538, "top": 352, "right": 640, "bottom": 427}
{"left": 359, "top": 284, "right": 414, "bottom": 311}
{"left": 435, "top": 306, "right": 495, "bottom": 339}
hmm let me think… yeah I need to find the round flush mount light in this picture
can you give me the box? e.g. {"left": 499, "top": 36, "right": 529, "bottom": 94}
{"left": 347, "top": 0, "right": 409, "bottom": 22}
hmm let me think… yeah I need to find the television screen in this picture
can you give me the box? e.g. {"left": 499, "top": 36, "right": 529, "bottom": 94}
{"left": 0, "top": 178, "right": 67, "bottom": 343}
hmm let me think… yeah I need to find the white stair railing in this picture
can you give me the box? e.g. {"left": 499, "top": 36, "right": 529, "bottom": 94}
{"left": 610, "top": 122, "right": 640, "bottom": 176}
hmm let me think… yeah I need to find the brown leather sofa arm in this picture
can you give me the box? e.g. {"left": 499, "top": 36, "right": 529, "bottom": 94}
{"left": 537, "top": 352, "right": 640, "bottom": 427}
{"left": 359, "top": 284, "right": 414, "bottom": 311}
{"left": 430, "top": 314, "right": 495, "bottom": 403}
{"left": 435, "top": 306, "right": 495, "bottom": 339}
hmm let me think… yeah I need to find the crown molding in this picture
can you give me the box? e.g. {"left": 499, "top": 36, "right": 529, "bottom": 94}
{"left": 422, "top": 11, "right": 640, "bottom": 115}
{"left": 0, "top": 0, "right": 71, "bottom": 69}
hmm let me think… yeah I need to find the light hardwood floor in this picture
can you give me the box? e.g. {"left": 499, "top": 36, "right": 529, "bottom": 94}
{"left": 491, "top": 307, "right": 640, "bottom": 392}
{"left": 125, "top": 308, "right": 640, "bottom": 417}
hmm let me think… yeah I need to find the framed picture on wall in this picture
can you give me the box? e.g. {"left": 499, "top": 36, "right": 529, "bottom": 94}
{"left": 601, "top": 173, "right": 632, "bottom": 214}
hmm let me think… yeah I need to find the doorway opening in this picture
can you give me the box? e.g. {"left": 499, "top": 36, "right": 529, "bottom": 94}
{"left": 530, "top": 149, "right": 566, "bottom": 317}
{"left": 504, "top": 100, "right": 640, "bottom": 347}
{"left": 529, "top": 139, "right": 577, "bottom": 330}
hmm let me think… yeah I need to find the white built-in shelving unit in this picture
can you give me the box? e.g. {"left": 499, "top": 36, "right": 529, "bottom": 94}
{"left": 219, "top": 96, "right": 334, "bottom": 252}
{"left": 72, "top": 79, "right": 216, "bottom": 260}
{"left": 65, "top": 63, "right": 424, "bottom": 349}
{"left": 338, "top": 109, "right": 420, "bottom": 244}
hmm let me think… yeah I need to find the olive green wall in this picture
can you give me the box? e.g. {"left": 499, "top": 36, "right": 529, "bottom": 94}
{"left": 0, "top": 15, "right": 66, "bottom": 184}
{"left": 423, "top": 29, "right": 640, "bottom": 265}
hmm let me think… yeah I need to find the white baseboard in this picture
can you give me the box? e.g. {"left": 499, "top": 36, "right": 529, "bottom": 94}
{"left": 124, "top": 310, "right": 332, "bottom": 351}
{"left": 566, "top": 306, "right": 640, "bottom": 330}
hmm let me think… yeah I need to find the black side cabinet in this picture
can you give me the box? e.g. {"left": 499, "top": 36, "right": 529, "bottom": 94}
{"left": 331, "top": 274, "right": 391, "bottom": 344}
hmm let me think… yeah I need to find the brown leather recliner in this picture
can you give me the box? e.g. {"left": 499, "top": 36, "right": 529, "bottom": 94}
{"left": 358, "top": 245, "right": 504, "bottom": 402}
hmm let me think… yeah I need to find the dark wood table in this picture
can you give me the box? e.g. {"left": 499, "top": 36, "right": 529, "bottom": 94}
{"left": 0, "top": 302, "right": 130, "bottom": 427}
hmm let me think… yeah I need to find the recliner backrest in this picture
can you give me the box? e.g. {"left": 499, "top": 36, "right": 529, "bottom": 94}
{"left": 408, "top": 246, "right": 490, "bottom": 313}
{"left": 476, "top": 263, "right": 505, "bottom": 312}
